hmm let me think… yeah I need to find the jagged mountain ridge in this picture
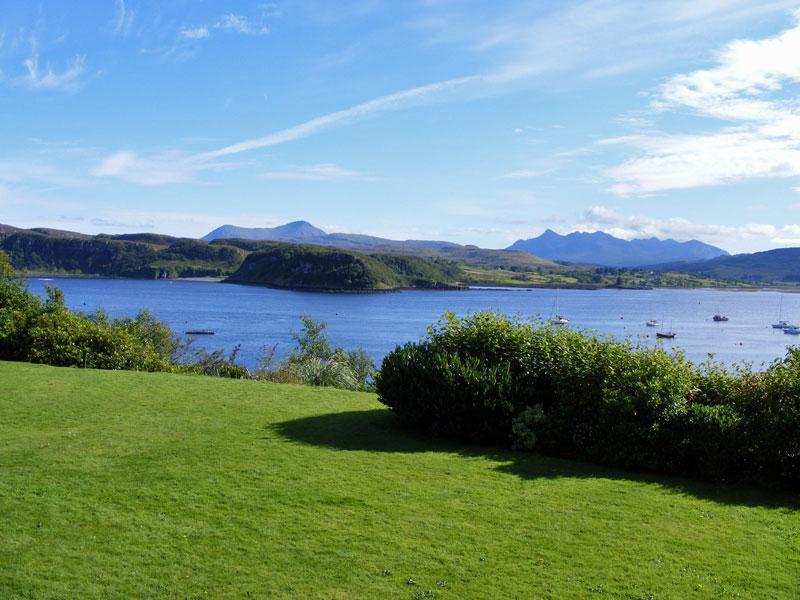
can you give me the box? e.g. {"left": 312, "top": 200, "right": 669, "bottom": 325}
{"left": 507, "top": 229, "right": 728, "bottom": 267}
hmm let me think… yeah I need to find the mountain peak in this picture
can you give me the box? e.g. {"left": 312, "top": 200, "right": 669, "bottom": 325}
{"left": 506, "top": 229, "right": 728, "bottom": 267}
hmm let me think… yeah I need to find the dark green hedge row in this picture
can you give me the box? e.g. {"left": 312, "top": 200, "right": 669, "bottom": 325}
{"left": 375, "top": 312, "right": 800, "bottom": 489}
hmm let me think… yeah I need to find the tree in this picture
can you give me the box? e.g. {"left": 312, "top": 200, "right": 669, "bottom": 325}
{"left": 0, "top": 249, "right": 13, "bottom": 278}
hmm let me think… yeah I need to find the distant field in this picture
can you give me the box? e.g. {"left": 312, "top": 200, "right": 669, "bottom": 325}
{"left": 1, "top": 362, "right": 798, "bottom": 598}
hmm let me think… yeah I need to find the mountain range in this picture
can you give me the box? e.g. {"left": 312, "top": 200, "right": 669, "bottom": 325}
{"left": 206, "top": 222, "right": 729, "bottom": 268}
{"left": 203, "top": 221, "right": 459, "bottom": 252}
{"left": 506, "top": 229, "right": 728, "bottom": 268}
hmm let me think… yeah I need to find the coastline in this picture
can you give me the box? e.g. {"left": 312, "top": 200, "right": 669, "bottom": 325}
{"left": 21, "top": 273, "right": 800, "bottom": 293}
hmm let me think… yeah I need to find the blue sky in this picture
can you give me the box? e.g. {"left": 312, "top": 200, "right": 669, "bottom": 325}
{"left": 3, "top": 0, "right": 800, "bottom": 253}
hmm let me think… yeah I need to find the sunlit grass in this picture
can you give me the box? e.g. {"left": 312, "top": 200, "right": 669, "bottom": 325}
{"left": 1, "top": 361, "right": 797, "bottom": 598}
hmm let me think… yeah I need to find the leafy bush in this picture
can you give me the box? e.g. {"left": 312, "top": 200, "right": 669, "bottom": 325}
{"left": 376, "top": 311, "right": 800, "bottom": 489}
{"left": 257, "top": 316, "right": 374, "bottom": 391}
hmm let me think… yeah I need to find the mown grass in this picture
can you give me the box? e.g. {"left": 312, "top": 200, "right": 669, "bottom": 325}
{"left": 1, "top": 361, "right": 798, "bottom": 599}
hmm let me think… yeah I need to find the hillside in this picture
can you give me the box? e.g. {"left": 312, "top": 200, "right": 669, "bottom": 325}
{"left": 0, "top": 227, "right": 244, "bottom": 278}
{"left": 508, "top": 229, "right": 728, "bottom": 267}
{"left": 1, "top": 362, "right": 797, "bottom": 598}
{"left": 203, "top": 220, "right": 461, "bottom": 252}
{"left": 226, "top": 243, "right": 464, "bottom": 291}
{"left": 660, "top": 247, "right": 800, "bottom": 284}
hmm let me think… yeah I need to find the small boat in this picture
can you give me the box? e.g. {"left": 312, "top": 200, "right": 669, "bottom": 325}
{"left": 773, "top": 295, "right": 789, "bottom": 328}
{"left": 550, "top": 288, "right": 569, "bottom": 326}
{"left": 656, "top": 331, "right": 676, "bottom": 339}
{"left": 713, "top": 314, "right": 729, "bottom": 322}
{"left": 645, "top": 319, "right": 658, "bottom": 327}
{"left": 185, "top": 329, "right": 215, "bottom": 335}
{"left": 784, "top": 326, "right": 800, "bottom": 336}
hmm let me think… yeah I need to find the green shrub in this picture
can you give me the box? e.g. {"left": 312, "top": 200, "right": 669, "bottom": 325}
{"left": 376, "top": 311, "right": 800, "bottom": 489}
{"left": 258, "top": 316, "right": 375, "bottom": 391}
{"left": 27, "top": 308, "right": 171, "bottom": 371}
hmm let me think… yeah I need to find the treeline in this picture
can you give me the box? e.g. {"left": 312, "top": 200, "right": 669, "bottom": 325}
{"left": 1, "top": 229, "right": 243, "bottom": 278}
{"left": 376, "top": 312, "right": 800, "bottom": 490}
{"left": 0, "top": 226, "right": 466, "bottom": 289}
{"left": 0, "top": 250, "right": 373, "bottom": 389}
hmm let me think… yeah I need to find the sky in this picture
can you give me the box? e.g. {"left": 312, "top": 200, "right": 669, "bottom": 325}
{"left": 3, "top": 1, "right": 800, "bottom": 253}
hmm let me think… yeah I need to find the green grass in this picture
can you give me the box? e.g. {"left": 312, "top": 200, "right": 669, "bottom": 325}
{"left": 1, "top": 362, "right": 798, "bottom": 599}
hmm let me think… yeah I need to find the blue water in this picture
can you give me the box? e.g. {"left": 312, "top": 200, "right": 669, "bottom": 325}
{"left": 27, "top": 278, "right": 800, "bottom": 370}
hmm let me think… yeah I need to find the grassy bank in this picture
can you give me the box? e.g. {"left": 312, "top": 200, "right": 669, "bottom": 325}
{"left": 1, "top": 362, "right": 798, "bottom": 598}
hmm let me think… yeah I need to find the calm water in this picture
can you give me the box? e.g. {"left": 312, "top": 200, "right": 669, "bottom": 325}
{"left": 27, "top": 278, "right": 800, "bottom": 370}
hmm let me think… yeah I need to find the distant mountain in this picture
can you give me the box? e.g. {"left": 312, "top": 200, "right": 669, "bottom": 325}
{"left": 202, "top": 220, "right": 460, "bottom": 253}
{"left": 507, "top": 229, "right": 728, "bottom": 267}
{"left": 203, "top": 221, "right": 327, "bottom": 243}
{"left": 660, "top": 247, "right": 800, "bottom": 284}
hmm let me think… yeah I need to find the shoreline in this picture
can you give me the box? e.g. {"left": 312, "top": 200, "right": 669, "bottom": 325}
{"left": 21, "top": 273, "right": 800, "bottom": 293}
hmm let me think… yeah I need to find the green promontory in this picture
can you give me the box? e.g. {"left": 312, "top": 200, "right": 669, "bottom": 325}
{"left": 225, "top": 243, "right": 464, "bottom": 291}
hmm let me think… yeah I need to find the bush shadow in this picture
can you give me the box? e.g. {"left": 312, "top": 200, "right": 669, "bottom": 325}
{"left": 272, "top": 408, "right": 799, "bottom": 510}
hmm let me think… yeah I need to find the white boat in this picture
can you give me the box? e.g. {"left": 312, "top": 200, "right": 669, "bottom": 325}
{"left": 645, "top": 319, "right": 658, "bottom": 327}
{"left": 773, "top": 295, "right": 789, "bottom": 328}
{"left": 549, "top": 287, "right": 569, "bottom": 326}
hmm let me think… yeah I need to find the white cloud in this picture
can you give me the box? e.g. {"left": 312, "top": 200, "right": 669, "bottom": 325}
{"left": 18, "top": 53, "right": 85, "bottom": 92}
{"left": 90, "top": 151, "right": 197, "bottom": 185}
{"left": 215, "top": 14, "right": 269, "bottom": 35}
{"left": 259, "top": 164, "right": 365, "bottom": 181}
{"left": 608, "top": 11, "right": 800, "bottom": 194}
{"left": 501, "top": 168, "right": 553, "bottom": 179}
{"left": 190, "top": 74, "right": 480, "bottom": 161}
{"left": 576, "top": 205, "right": 800, "bottom": 249}
{"left": 96, "top": 1, "right": 800, "bottom": 185}
{"left": 180, "top": 27, "right": 210, "bottom": 40}
{"left": 112, "top": 0, "right": 135, "bottom": 35}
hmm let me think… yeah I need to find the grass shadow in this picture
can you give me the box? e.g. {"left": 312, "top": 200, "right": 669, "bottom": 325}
{"left": 272, "top": 408, "right": 800, "bottom": 510}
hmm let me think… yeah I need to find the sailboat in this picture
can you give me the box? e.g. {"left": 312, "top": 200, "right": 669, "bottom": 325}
{"left": 550, "top": 287, "right": 569, "bottom": 326}
{"left": 773, "top": 294, "right": 791, "bottom": 329}
{"left": 656, "top": 320, "right": 676, "bottom": 339}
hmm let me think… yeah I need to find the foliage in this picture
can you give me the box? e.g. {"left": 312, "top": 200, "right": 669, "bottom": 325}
{"left": 376, "top": 311, "right": 800, "bottom": 489}
{"left": 178, "top": 343, "right": 250, "bottom": 379}
{"left": 226, "top": 243, "right": 465, "bottom": 291}
{"left": 257, "top": 315, "right": 375, "bottom": 391}
{"left": 1, "top": 230, "right": 244, "bottom": 279}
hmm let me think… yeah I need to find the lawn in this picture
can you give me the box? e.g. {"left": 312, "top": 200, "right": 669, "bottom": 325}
{"left": 1, "top": 361, "right": 798, "bottom": 598}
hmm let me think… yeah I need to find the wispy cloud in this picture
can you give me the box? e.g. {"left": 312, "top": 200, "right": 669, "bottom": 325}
{"left": 112, "top": 0, "right": 135, "bottom": 36}
{"left": 608, "top": 10, "right": 800, "bottom": 194}
{"left": 92, "top": 74, "right": 480, "bottom": 183}
{"left": 90, "top": 150, "right": 213, "bottom": 185}
{"left": 95, "top": 1, "right": 800, "bottom": 185}
{"left": 179, "top": 13, "right": 270, "bottom": 42}
{"left": 259, "top": 164, "right": 368, "bottom": 181}
{"left": 179, "top": 27, "right": 210, "bottom": 40}
{"left": 18, "top": 51, "right": 85, "bottom": 92}
{"left": 576, "top": 205, "right": 800, "bottom": 248}
{"left": 215, "top": 14, "right": 269, "bottom": 35}
{"left": 501, "top": 168, "right": 553, "bottom": 179}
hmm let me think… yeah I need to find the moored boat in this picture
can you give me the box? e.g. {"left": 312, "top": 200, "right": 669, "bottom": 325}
{"left": 713, "top": 314, "right": 729, "bottom": 322}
